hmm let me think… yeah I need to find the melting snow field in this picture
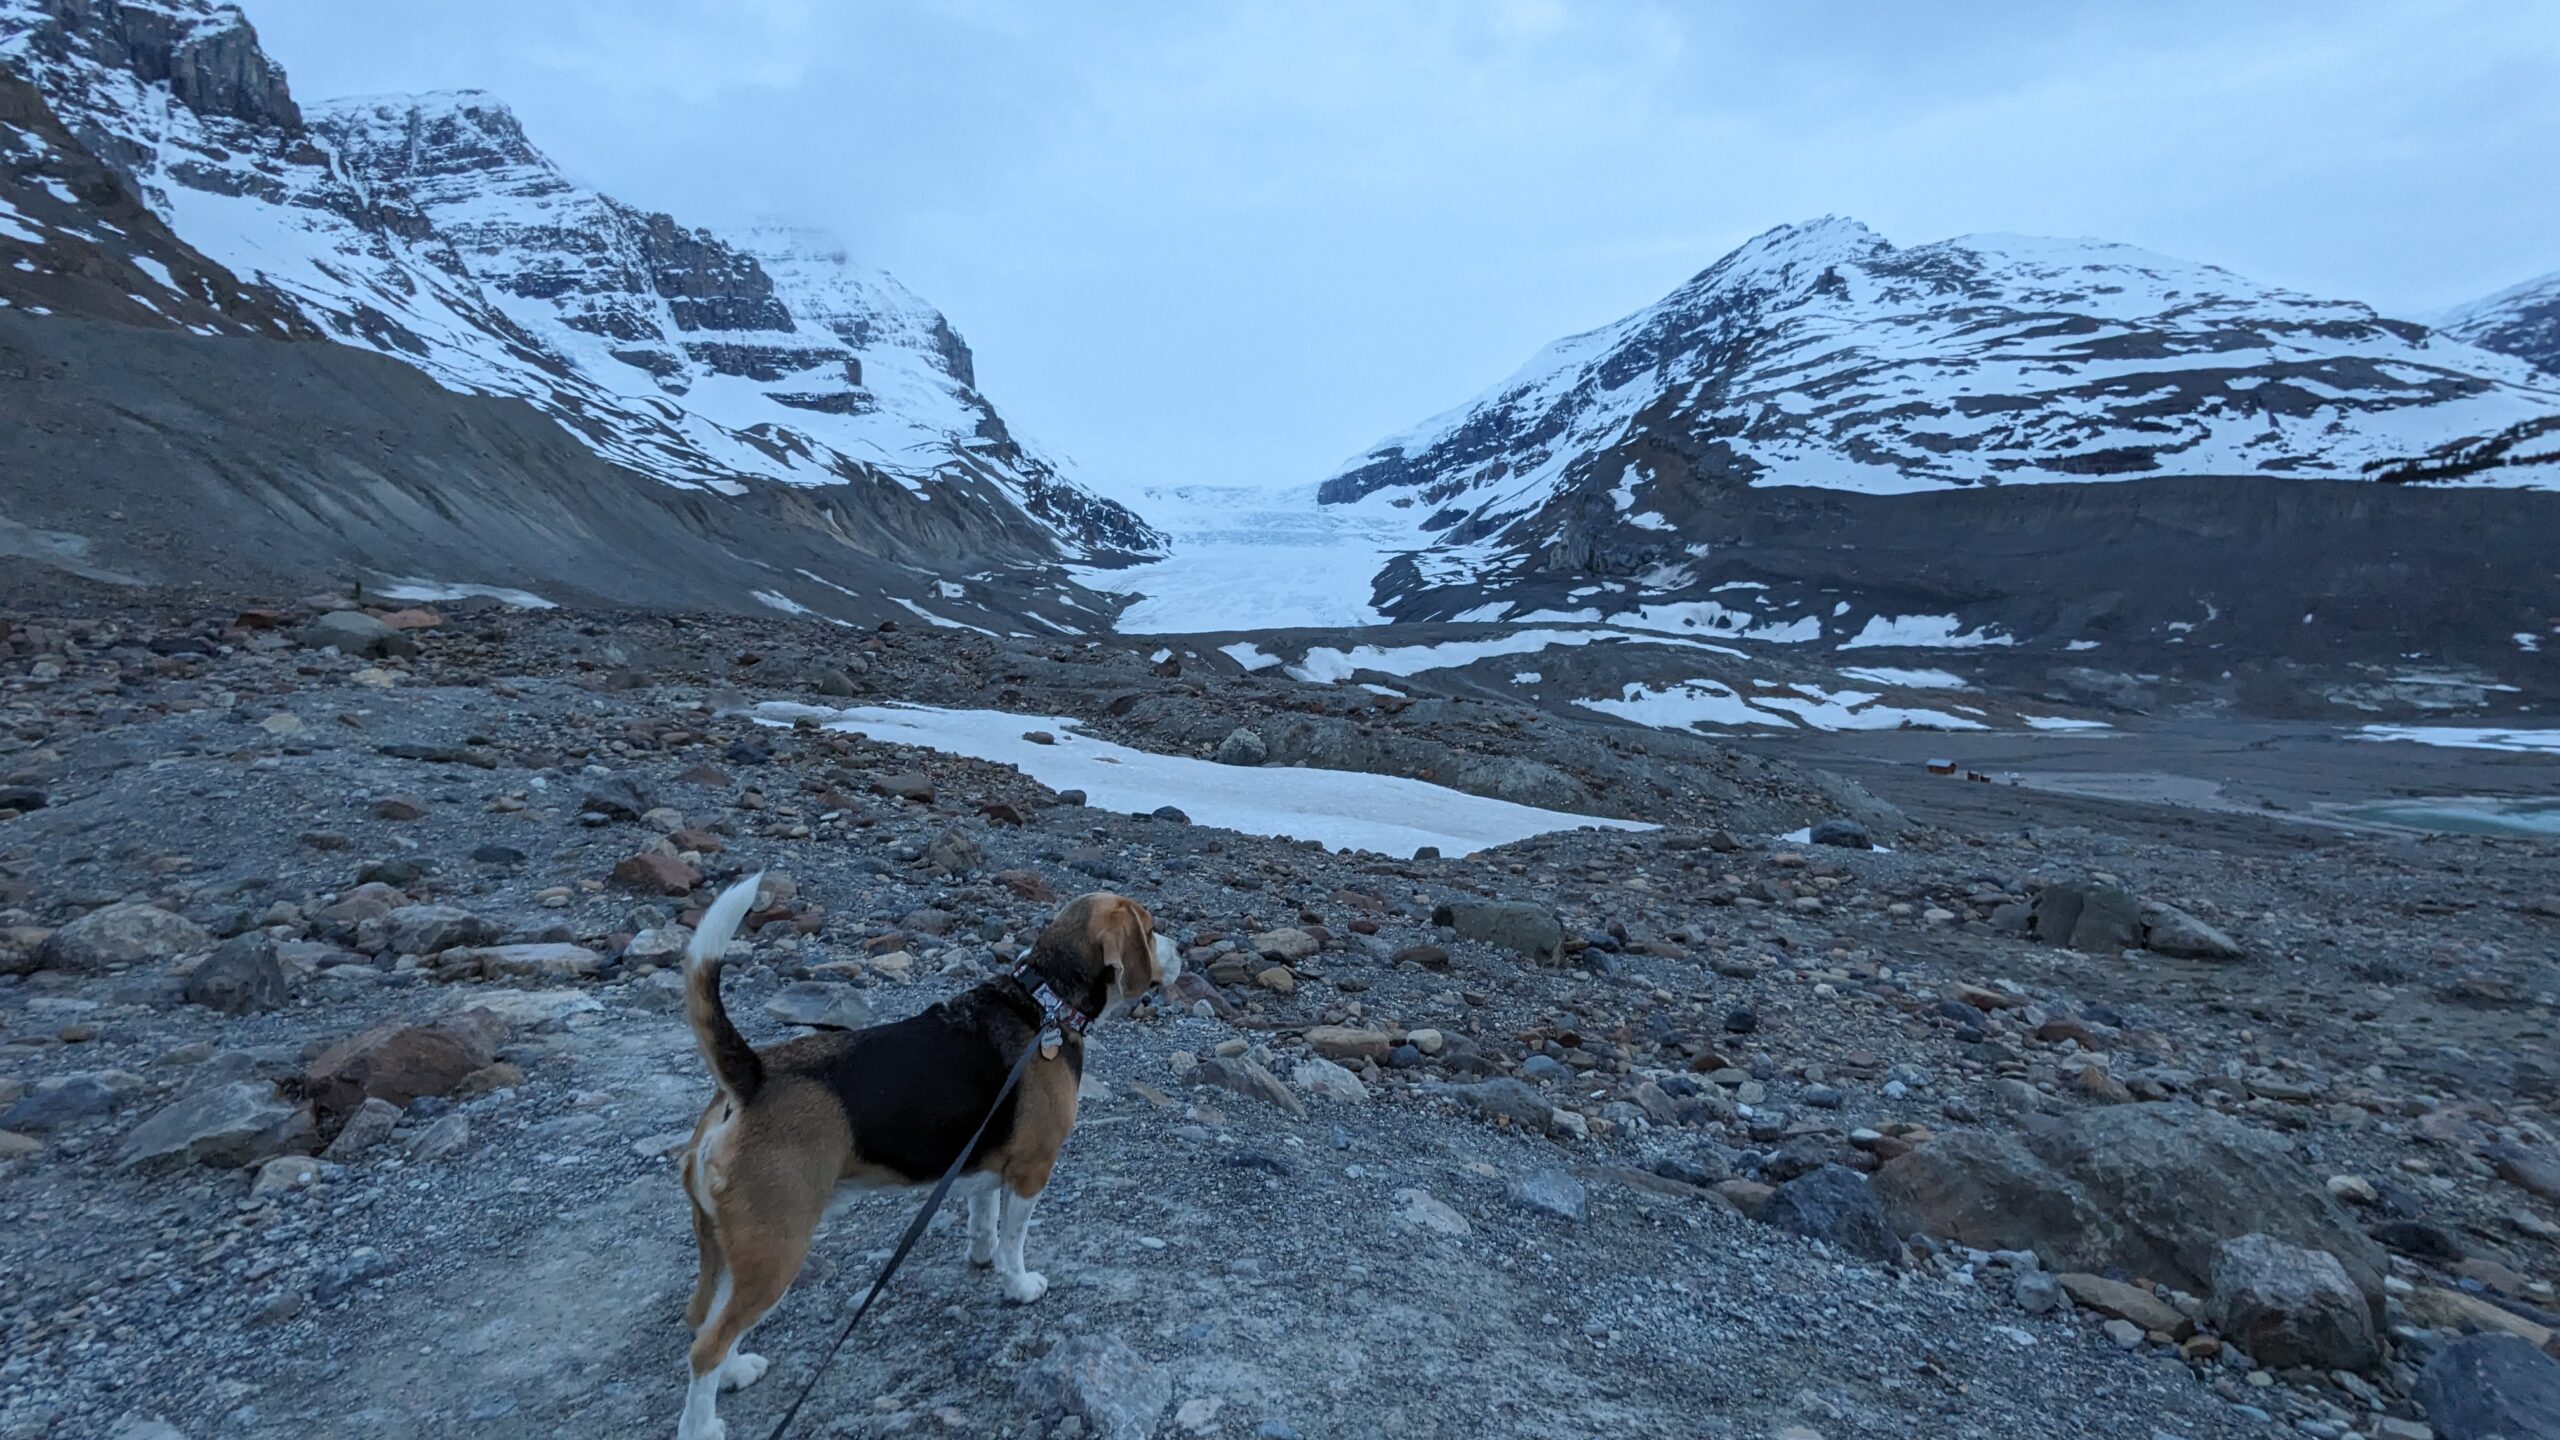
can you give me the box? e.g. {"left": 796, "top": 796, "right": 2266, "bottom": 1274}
{"left": 751, "top": 702, "right": 1651, "bottom": 857}
{"left": 371, "top": 577, "right": 556, "bottom": 609}
{"left": 2355, "top": 725, "right": 2560, "bottom": 756}
{"left": 1575, "top": 679, "right": 1986, "bottom": 733}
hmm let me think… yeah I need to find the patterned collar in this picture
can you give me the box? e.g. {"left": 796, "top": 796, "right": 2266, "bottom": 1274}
{"left": 1009, "top": 964, "right": 1094, "bottom": 1041}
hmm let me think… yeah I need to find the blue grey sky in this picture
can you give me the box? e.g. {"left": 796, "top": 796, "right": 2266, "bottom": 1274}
{"left": 249, "top": 0, "right": 2560, "bottom": 501}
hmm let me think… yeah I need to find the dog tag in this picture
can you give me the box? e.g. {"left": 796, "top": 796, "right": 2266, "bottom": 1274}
{"left": 1039, "top": 1025, "right": 1063, "bottom": 1061}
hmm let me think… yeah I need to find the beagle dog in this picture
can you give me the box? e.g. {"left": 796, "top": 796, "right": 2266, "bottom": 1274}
{"left": 673, "top": 873, "right": 1177, "bottom": 1440}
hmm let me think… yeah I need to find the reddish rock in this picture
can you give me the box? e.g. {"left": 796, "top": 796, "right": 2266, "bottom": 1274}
{"left": 305, "top": 1012, "right": 505, "bottom": 1117}
{"left": 613, "top": 853, "right": 700, "bottom": 896}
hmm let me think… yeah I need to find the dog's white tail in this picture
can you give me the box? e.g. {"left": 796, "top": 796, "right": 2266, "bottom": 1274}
{"left": 685, "top": 872, "right": 766, "bottom": 1103}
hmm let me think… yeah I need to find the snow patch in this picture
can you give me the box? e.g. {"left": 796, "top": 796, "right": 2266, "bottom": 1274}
{"left": 371, "top": 578, "right": 555, "bottom": 609}
{"left": 752, "top": 702, "right": 1650, "bottom": 857}
{"left": 1838, "top": 614, "right": 2015, "bottom": 650}
{"left": 2354, "top": 725, "right": 2560, "bottom": 755}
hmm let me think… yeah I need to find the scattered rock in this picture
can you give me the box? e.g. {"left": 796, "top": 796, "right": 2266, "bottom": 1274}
{"left": 1433, "top": 900, "right": 1564, "bottom": 963}
{"left": 297, "top": 611, "right": 414, "bottom": 658}
{"left": 322, "top": 1098, "right": 401, "bottom": 1161}
{"left": 2487, "top": 1143, "right": 2560, "bottom": 1203}
{"left": 40, "top": 903, "right": 210, "bottom": 973}
{"left": 0, "top": 1070, "right": 144, "bottom": 1131}
{"left": 2030, "top": 881, "right": 2142, "bottom": 954}
{"left": 1289, "top": 1057, "right": 1368, "bottom": 1105}
{"left": 2056, "top": 1273, "right": 2190, "bottom": 1338}
{"left": 2208, "top": 1233, "right": 2377, "bottom": 1371}
{"left": 578, "top": 774, "right": 657, "bottom": 821}
{"left": 1213, "top": 727, "right": 1268, "bottom": 766}
{"left": 1761, "top": 1165, "right": 1899, "bottom": 1262}
{"left": 182, "top": 932, "right": 287, "bottom": 1014}
{"left": 1435, "top": 1077, "right": 1555, "bottom": 1131}
{"left": 250, "top": 1154, "right": 319, "bottom": 1196}
{"left": 1808, "top": 818, "right": 1871, "bottom": 849}
{"left": 875, "top": 770, "right": 935, "bottom": 804}
{"left": 304, "top": 1013, "right": 504, "bottom": 1117}
{"left": 926, "top": 828, "right": 986, "bottom": 873}
{"left": 1508, "top": 1168, "right": 1589, "bottom": 1222}
{"left": 1873, "top": 1104, "right": 2384, "bottom": 1305}
{"left": 453, "top": 943, "right": 605, "bottom": 980}
{"left": 2412, "top": 1334, "right": 2560, "bottom": 1440}
{"left": 765, "top": 981, "right": 871, "bottom": 1030}
{"left": 2139, "top": 901, "right": 2245, "bottom": 960}
{"left": 1195, "top": 1055, "right": 1305, "bottom": 1118}
{"left": 1019, "top": 1334, "right": 1171, "bottom": 1440}
{"left": 612, "top": 853, "right": 700, "bottom": 895}
{"left": 407, "top": 1112, "right": 471, "bottom": 1161}
{"left": 117, "top": 1082, "right": 313, "bottom": 1173}
{"left": 384, "top": 905, "right": 498, "bottom": 956}
{"left": 1250, "top": 927, "right": 1321, "bottom": 962}
{"left": 1393, "top": 1187, "right": 1472, "bottom": 1237}
{"left": 1306, "top": 1026, "right": 1391, "bottom": 1064}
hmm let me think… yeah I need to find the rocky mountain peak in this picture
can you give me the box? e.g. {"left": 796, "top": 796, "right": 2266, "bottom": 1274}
{"left": 2440, "top": 267, "right": 2560, "bottom": 377}
{"left": 2, "top": 0, "right": 298, "bottom": 130}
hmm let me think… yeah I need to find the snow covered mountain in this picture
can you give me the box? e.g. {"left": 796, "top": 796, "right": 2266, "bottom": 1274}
{"left": 1214, "top": 217, "right": 2560, "bottom": 668}
{"left": 2439, "top": 269, "right": 2560, "bottom": 378}
{"left": 0, "top": 0, "right": 1157, "bottom": 608}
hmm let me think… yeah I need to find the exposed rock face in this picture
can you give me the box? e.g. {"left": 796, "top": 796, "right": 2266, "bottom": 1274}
{"left": 40, "top": 903, "right": 208, "bottom": 972}
{"left": 1872, "top": 1105, "right": 2384, "bottom": 1309}
{"left": 2442, "top": 268, "right": 2560, "bottom": 378}
{"left": 0, "top": 0, "right": 1160, "bottom": 620}
{"left": 116, "top": 1081, "right": 312, "bottom": 1172}
{"left": 2413, "top": 1334, "right": 2560, "bottom": 1440}
{"left": 2208, "top": 1234, "right": 2376, "bottom": 1370}
{"left": 1305, "top": 216, "right": 2560, "bottom": 663}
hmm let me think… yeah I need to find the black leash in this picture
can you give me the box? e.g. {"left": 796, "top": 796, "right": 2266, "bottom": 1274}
{"left": 756, "top": 1035, "right": 1042, "bottom": 1440}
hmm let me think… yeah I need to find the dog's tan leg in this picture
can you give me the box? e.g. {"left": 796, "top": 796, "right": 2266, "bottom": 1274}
{"left": 679, "top": 1206, "right": 817, "bottom": 1439}
{"left": 684, "top": 1190, "right": 724, "bottom": 1330}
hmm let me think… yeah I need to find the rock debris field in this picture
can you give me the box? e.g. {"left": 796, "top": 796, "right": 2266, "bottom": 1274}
{"left": 0, "top": 594, "right": 2554, "bottom": 1440}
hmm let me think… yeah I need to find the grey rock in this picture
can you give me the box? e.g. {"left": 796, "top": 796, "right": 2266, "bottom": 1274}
{"left": 926, "top": 827, "right": 986, "bottom": 874}
{"left": 406, "top": 1112, "right": 470, "bottom": 1161}
{"left": 1808, "top": 817, "right": 1872, "bottom": 849}
{"left": 384, "top": 904, "right": 498, "bottom": 956}
{"left": 2413, "top": 1334, "right": 2560, "bottom": 1440}
{"left": 321, "top": 1097, "right": 402, "bottom": 1161}
{"left": 41, "top": 903, "right": 212, "bottom": 972}
{"left": 1196, "top": 1056, "right": 1306, "bottom": 1119}
{"left": 765, "top": 981, "right": 872, "bottom": 1031}
{"left": 576, "top": 774, "right": 657, "bottom": 821}
{"left": 2031, "top": 881, "right": 2143, "bottom": 954}
{"left": 1019, "top": 1334, "right": 1172, "bottom": 1440}
{"left": 182, "top": 932, "right": 286, "bottom": 1014}
{"left": 1434, "top": 1077, "right": 1556, "bottom": 1130}
{"left": 2012, "top": 1269, "right": 2064, "bottom": 1315}
{"left": 0, "top": 1070, "right": 145, "bottom": 1131}
{"left": 1762, "top": 1165, "right": 1899, "bottom": 1262}
{"left": 111, "top": 1421, "right": 190, "bottom": 1440}
{"left": 296, "top": 610, "right": 413, "bottom": 658}
{"left": 1212, "top": 726, "right": 1268, "bottom": 766}
{"left": 117, "top": 1081, "right": 313, "bottom": 1173}
{"left": 1431, "top": 899, "right": 1565, "bottom": 963}
{"left": 2208, "top": 1232, "right": 2377, "bottom": 1371}
{"left": 2487, "top": 1143, "right": 2560, "bottom": 1203}
{"left": 2140, "top": 901, "right": 2245, "bottom": 960}
{"left": 1288, "top": 1057, "right": 1369, "bottom": 1105}
{"left": 1873, "top": 1104, "right": 2386, "bottom": 1306}
{"left": 1508, "top": 1167, "right": 1590, "bottom": 1222}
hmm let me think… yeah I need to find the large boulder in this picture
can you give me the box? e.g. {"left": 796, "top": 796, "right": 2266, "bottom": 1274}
{"left": 297, "top": 610, "right": 414, "bottom": 658}
{"left": 2030, "top": 881, "right": 2142, "bottom": 953}
{"left": 304, "top": 1012, "right": 505, "bottom": 1117}
{"left": 1761, "top": 1165, "right": 1899, "bottom": 1262}
{"left": 1432, "top": 900, "right": 1564, "bottom": 964}
{"left": 40, "top": 904, "right": 210, "bottom": 973}
{"left": 117, "top": 1082, "right": 313, "bottom": 1173}
{"left": 182, "top": 933, "right": 287, "bottom": 1014}
{"left": 2209, "top": 1233, "right": 2377, "bottom": 1370}
{"left": 1018, "top": 1334, "right": 1170, "bottom": 1440}
{"left": 1212, "top": 727, "right": 1267, "bottom": 766}
{"left": 2414, "top": 1335, "right": 2560, "bottom": 1440}
{"left": 2139, "top": 901, "right": 2245, "bottom": 960}
{"left": 1874, "top": 1104, "right": 2384, "bottom": 1312}
{"left": 384, "top": 905, "right": 498, "bottom": 956}
{"left": 0, "top": 1070, "right": 145, "bottom": 1131}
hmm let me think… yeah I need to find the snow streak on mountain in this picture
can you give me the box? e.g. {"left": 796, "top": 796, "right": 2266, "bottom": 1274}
{"left": 0, "top": 0, "right": 1157, "bottom": 562}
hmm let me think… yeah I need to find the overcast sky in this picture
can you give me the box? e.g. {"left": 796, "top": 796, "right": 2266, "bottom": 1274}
{"left": 248, "top": 0, "right": 2560, "bottom": 501}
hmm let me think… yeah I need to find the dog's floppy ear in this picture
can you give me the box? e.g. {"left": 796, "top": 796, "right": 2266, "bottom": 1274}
{"left": 1093, "top": 894, "right": 1161, "bottom": 999}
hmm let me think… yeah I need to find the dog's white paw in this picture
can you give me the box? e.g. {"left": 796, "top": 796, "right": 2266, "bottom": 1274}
{"left": 718, "top": 1351, "right": 769, "bottom": 1392}
{"left": 675, "top": 1418, "right": 725, "bottom": 1440}
{"left": 1001, "top": 1270, "right": 1049, "bottom": 1304}
{"left": 968, "top": 1239, "right": 997, "bottom": 1267}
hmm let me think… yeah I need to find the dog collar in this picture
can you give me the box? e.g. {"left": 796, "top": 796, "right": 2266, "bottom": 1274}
{"left": 1010, "top": 965, "right": 1093, "bottom": 1053}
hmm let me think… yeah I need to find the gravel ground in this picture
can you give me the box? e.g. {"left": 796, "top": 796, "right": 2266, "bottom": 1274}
{"left": 0, "top": 596, "right": 2552, "bottom": 1440}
